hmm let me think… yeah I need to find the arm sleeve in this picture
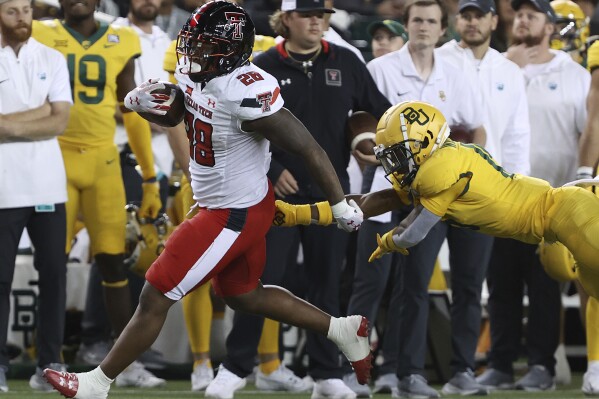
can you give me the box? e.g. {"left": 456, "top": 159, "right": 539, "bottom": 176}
{"left": 393, "top": 207, "right": 441, "bottom": 248}
{"left": 122, "top": 111, "right": 156, "bottom": 180}
{"left": 500, "top": 69, "right": 531, "bottom": 175}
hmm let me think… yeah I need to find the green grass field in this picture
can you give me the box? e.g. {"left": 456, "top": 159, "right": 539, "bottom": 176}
{"left": 0, "top": 374, "right": 592, "bottom": 399}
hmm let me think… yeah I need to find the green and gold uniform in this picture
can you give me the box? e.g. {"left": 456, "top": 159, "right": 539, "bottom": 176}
{"left": 33, "top": 20, "right": 141, "bottom": 255}
{"left": 408, "top": 140, "right": 599, "bottom": 297}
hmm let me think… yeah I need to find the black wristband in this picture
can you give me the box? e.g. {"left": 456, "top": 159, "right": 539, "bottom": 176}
{"left": 143, "top": 177, "right": 157, "bottom": 183}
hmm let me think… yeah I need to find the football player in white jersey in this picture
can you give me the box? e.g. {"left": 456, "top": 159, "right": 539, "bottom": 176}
{"left": 43, "top": 2, "right": 371, "bottom": 398}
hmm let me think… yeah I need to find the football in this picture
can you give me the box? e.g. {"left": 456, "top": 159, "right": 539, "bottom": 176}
{"left": 449, "top": 125, "right": 473, "bottom": 143}
{"left": 138, "top": 82, "right": 185, "bottom": 128}
{"left": 347, "top": 111, "right": 378, "bottom": 155}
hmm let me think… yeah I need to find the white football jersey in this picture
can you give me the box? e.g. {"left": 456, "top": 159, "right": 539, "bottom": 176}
{"left": 175, "top": 63, "right": 284, "bottom": 208}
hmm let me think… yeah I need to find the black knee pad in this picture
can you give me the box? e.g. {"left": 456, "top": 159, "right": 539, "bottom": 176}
{"left": 95, "top": 253, "right": 127, "bottom": 284}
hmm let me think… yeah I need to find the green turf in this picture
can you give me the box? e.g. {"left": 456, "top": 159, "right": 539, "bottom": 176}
{"left": 0, "top": 374, "right": 592, "bottom": 399}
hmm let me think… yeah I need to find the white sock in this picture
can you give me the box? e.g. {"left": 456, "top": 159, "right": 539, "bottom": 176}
{"left": 327, "top": 317, "right": 343, "bottom": 342}
{"left": 73, "top": 367, "right": 113, "bottom": 399}
{"left": 90, "top": 367, "right": 114, "bottom": 386}
{"left": 326, "top": 316, "right": 369, "bottom": 362}
{"left": 589, "top": 361, "right": 599, "bottom": 373}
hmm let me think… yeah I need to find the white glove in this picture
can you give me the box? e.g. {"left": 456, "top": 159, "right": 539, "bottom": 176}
{"left": 124, "top": 79, "right": 171, "bottom": 115}
{"left": 331, "top": 199, "right": 363, "bottom": 232}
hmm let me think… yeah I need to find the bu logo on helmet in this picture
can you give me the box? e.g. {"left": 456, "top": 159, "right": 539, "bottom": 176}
{"left": 225, "top": 12, "right": 245, "bottom": 40}
{"left": 402, "top": 106, "right": 430, "bottom": 126}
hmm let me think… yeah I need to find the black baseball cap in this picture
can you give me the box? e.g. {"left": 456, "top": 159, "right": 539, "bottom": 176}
{"left": 458, "top": 0, "right": 497, "bottom": 14}
{"left": 511, "top": 0, "right": 557, "bottom": 22}
{"left": 367, "top": 20, "right": 408, "bottom": 41}
{"left": 281, "top": 0, "right": 335, "bottom": 13}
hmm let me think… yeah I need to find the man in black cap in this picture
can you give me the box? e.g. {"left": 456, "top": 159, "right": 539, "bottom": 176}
{"left": 437, "top": 0, "right": 532, "bottom": 394}
{"left": 506, "top": 0, "right": 557, "bottom": 65}
{"left": 280, "top": 0, "right": 335, "bottom": 13}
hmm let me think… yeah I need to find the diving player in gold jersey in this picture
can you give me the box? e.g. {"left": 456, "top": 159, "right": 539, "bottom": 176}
{"left": 275, "top": 100, "right": 599, "bottom": 300}
{"left": 31, "top": 0, "right": 163, "bottom": 384}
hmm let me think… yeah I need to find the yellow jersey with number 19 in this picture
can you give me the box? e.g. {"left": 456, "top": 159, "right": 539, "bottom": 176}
{"left": 32, "top": 20, "right": 141, "bottom": 148}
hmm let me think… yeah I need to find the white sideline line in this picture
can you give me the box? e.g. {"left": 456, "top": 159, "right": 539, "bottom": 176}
{"left": 115, "top": 390, "right": 309, "bottom": 396}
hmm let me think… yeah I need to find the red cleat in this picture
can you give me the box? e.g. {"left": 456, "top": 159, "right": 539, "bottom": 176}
{"left": 43, "top": 369, "right": 79, "bottom": 398}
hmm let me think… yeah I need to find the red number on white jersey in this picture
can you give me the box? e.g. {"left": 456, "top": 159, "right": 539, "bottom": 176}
{"left": 237, "top": 71, "right": 264, "bottom": 86}
{"left": 184, "top": 110, "right": 215, "bottom": 167}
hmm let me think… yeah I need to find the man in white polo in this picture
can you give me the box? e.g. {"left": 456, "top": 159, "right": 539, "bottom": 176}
{"left": 438, "top": 0, "right": 530, "bottom": 174}
{"left": 0, "top": 0, "right": 71, "bottom": 392}
{"left": 476, "top": 0, "right": 589, "bottom": 391}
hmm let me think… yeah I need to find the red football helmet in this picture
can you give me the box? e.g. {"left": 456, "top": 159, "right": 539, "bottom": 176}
{"left": 176, "top": 1, "right": 255, "bottom": 83}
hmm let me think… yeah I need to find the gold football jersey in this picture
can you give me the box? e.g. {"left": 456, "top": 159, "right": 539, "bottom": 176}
{"left": 163, "top": 34, "right": 276, "bottom": 74}
{"left": 33, "top": 20, "right": 141, "bottom": 147}
{"left": 410, "top": 140, "right": 552, "bottom": 243}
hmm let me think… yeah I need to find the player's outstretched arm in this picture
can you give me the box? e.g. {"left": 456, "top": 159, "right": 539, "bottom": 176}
{"left": 244, "top": 107, "right": 363, "bottom": 232}
{"left": 273, "top": 189, "right": 403, "bottom": 227}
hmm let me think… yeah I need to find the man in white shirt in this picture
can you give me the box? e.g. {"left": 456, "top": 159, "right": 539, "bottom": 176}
{"left": 0, "top": 0, "right": 71, "bottom": 392}
{"left": 436, "top": 0, "right": 532, "bottom": 394}
{"left": 477, "top": 0, "right": 590, "bottom": 391}
{"left": 358, "top": 0, "right": 488, "bottom": 397}
{"left": 438, "top": 0, "right": 530, "bottom": 174}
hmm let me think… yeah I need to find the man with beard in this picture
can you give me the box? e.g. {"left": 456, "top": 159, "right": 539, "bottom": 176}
{"left": 474, "top": 0, "right": 589, "bottom": 391}
{"left": 436, "top": 0, "right": 531, "bottom": 393}
{"left": 72, "top": 0, "right": 172, "bottom": 377}
{"left": 31, "top": 0, "right": 165, "bottom": 389}
{"left": 0, "top": 0, "right": 71, "bottom": 391}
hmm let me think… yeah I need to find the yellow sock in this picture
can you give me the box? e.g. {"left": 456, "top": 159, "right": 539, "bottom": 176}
{"left": 587, "top": 296, "right": 599, "bottom": 361}
{"left": 193, "top": 359, "right": 212, "bottom": 369}
{"left": 259, "top": 358, "right": 281, "bottom": 375}
{"left": 428, "top": 258, "right": 447, "bottom": 291}
{"left": 258, "top": 318, "right": 281, "bottom": 375}
{"left": 258, "top": 318, "right": 280, "bottom": 354}
{"left": 183, "top": 282, "right": 212, "bottom": 354}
